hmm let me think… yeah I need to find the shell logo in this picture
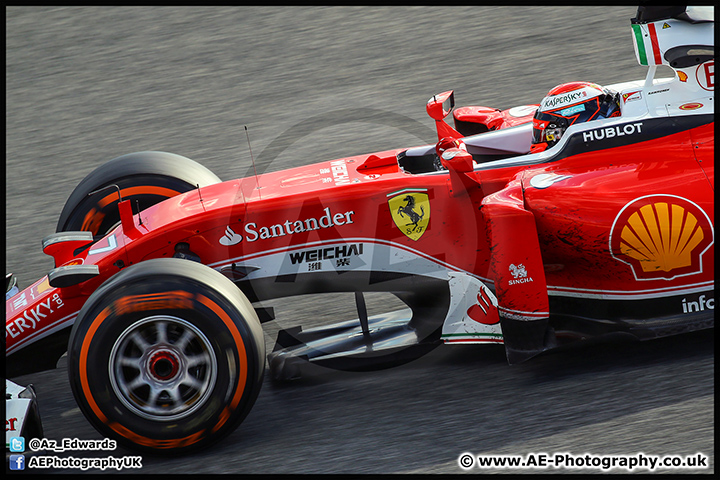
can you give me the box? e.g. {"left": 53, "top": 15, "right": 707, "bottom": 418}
{"left": 679, "top": 102, "right": 703, "bottom": 110}
{"left": 610, "top": 195, "right": 714, "bottom": 281}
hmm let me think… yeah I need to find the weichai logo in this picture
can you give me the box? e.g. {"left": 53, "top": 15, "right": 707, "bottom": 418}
{"left": 610, "top": 195, "right": 714, "bottom": 280}
{"left": 289, "top": 243, "right": 363, "bottom": 265}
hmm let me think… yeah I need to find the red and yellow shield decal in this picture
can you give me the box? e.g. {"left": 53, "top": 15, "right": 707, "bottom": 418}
{"left": 387, "top": 188, "right": 430, "bottom": 241}
{"left": 610, "top": 195, "right": 714, "bottom": 280}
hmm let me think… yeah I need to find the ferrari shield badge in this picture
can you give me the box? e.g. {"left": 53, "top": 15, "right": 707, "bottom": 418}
{"left": 387, "top": 188, "right": 430, "bottom": 241}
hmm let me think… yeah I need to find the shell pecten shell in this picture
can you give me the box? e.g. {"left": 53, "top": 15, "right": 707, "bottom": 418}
{"left": 619, "top": 202, "right": 704, "bottom": 273}
{"left": 610, "top": 195, "right": 713, "bottom": 281}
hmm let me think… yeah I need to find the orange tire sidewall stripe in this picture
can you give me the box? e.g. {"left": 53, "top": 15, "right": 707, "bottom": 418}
{"left": 81, "top": 208, "right": 104, "bottom": 234}
{"left": 80, "top": 186, "right": 180, "bottom": 234}
{"left": 79, "top": 306, "right": 111, "bottom": 424}
{"left": 197, "top": 294, "right": 249, "bottom": 416}
{"left": 97, "top": 186, "right": 182, "bottom": 208}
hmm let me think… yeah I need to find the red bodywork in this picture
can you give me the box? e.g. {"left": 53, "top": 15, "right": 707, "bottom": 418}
{"left": 6, "top": 98, "right": 715, "bottom": 371}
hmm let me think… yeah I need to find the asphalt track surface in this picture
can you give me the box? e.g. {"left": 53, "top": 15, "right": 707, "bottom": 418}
{"left": 6, "top": 6, "right": 714, "bottom": 474}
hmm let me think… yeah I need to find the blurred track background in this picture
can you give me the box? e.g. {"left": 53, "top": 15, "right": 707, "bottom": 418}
{"left": 6, "top": 6, "right": 713, "bottom": 474}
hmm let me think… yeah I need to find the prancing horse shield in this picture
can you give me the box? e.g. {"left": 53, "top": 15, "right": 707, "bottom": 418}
{"left": 387, "top": 188, "right": 430, "bottom": 241}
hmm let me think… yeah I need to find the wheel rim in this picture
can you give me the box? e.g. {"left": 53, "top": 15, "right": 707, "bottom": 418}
{"left": 109, "top": 316, "right": 218, "bottom": 421}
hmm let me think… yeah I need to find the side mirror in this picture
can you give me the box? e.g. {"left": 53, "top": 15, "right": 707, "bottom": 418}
{"left": 426, "top": 90, "right": 464, "bottom": 140}
{"left": 426, "top": 90, "right": 455, "bottom": 121}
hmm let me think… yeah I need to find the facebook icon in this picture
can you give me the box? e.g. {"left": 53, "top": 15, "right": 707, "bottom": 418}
{"left": 9, "top": 454, "right": 25, "bottom": 471}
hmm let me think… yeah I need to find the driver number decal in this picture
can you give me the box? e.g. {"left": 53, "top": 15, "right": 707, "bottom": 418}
{"left": 697, "top": 60, "right": 714, "bottom": 91}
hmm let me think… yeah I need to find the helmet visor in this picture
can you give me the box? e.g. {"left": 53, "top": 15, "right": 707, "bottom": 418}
{"left": 532, "top": 118, "right": 566, "bottom": 148}
{"left": 543, "top": 125, "right": 564, "bottom": 144}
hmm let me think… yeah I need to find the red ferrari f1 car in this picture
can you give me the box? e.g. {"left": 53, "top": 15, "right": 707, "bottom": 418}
{"left": 6, "top": 6, "right": 714, "bottom": 454}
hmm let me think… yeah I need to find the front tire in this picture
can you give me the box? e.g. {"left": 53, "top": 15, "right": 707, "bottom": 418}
{"left": 67, "top": 258, "right": 265, "bottom": 455}
{"left": 57, "top": 151, "right": 221, "bottom": 235}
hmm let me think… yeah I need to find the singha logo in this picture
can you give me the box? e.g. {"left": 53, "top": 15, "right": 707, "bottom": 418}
{"left": 509, "top": 263, "right": 527, "bottom": 279}
{"left": 508, "top": 263, "right": 533, "bottom": 285}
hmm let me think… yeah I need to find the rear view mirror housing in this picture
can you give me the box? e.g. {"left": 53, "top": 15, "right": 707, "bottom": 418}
{"left": 426, "top": 90, "right": 455, "bottom": 121}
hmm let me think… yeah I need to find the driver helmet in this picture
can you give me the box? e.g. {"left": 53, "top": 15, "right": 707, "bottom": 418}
{"left": 530, "top": 81, "right": 620, "bottom": 153}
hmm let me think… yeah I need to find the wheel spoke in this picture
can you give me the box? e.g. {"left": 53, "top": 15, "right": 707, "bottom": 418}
{"left": 180, "top": 375, "right": 205, "bottom": 392}
{"left": 185, "top": 352, "right": 211, "bottom": 369}
{"left": 125, "top": 375, "right": 148, "bottom": 392}
{"left": 129, "top": 331, "right": 151, "bottom": 352}
{"left": 146, "top": 385, "right": 163, "bottom": 407}
{"left": 118, "top": 355, "right": 143, "bottom": 370}
{"left": 174, "top": 329, "right": 194, "bottom": 352}
{"left": 165, "top": 386, "right": 183, "bottom": 406}
{"left": 155, "top": 321, "right": 169, "bottom": 345}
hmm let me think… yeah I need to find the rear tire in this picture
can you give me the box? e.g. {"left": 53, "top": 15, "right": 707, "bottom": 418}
{"left": 67, "top": 258, "right": 265, "bottom": 455}
{"left": 57, "top": 151, "right": 221, "bottom": 235}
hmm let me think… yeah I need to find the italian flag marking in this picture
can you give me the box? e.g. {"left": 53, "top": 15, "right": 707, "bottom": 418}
{"left": 631, "top": 23, "right": 663, "bottom": 66}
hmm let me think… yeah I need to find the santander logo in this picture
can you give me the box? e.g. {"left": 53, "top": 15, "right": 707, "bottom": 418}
{"left": 219, "top": 226, "right": 242, "bottom": 246}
